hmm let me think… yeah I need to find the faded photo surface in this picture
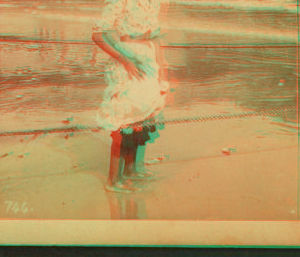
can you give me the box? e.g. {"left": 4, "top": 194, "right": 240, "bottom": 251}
{"left": 0, "top": 0, "right": 298, "bottom": 225}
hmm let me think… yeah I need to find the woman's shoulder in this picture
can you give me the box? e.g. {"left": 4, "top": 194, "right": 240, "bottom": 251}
{"left": 104, "top": 0, "right": 168, "bottom": 7}
{"left": 105, "top": 0, "right": 168, "bottom": 3}
{"left": 102, "top": 0, "right": 127, "bottom": 13}
{"left": 104, "top": 0, "right": 126, "bottom": 4}
{"left": 103, "top": 0, "right": 127, "bottom": 7}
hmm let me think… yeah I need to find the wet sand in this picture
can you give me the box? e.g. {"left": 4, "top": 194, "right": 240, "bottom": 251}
{"left": 0, "top": 101, "right": 297, "bottom": 220}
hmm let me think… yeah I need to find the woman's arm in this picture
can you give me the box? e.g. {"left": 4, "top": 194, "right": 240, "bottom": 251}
{"left": 160, "top": 0, "right": 170, "bottom": 14}
{"left": 156, "top": 0, "right": 169, "bottom": 82}
{"left": 92, "top": 32, "right": 127, "bottom": 65}
{"left": 154, "top": 39, "right": 167, "bottom": 82}
{"left": 92, "top": 30, "right": 156, "bottom": 80}
{"left": 92, "top": 30, "right": 141, "bottom": 67}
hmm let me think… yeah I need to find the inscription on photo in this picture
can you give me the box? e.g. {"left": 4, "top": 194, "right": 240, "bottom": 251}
{"left": 4, "top": 201, "right": 34, "bottom": 214}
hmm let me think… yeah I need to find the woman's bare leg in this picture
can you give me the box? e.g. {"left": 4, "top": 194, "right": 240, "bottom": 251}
{"left": 134, "top": 145, "right": 158, "bottom": 178}
{"left": 123, "top": 130, "right": 156, "bottom": 180}
{"left": 121, "top": 132, "right": 150, "bottom": 182}
{"left": 105, "top": 131, "right": 140, "bottom": 193}
{"left": 123, "top": 146, "right": 135, "bottom": 176}
{"left": 133, "top": 126, "right": 160, "bottom": 178}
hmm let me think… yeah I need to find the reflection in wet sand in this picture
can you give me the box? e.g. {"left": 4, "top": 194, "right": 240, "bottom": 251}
{"left": 106, "top": 192, "right": 147, "bottom": 219}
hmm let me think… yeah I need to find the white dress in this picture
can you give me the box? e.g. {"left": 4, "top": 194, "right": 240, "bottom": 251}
{"left": 94, "top": 0, "right": 169, "bottom": 131}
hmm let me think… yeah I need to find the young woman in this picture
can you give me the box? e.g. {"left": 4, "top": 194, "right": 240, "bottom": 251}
{"left": 92, "top": 0, "right": 169, "bottom": 193}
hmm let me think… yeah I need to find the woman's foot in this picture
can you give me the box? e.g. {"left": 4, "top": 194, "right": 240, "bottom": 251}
{"left": 105, "top": 181, "right": 142, "bottom": 193}
{"left": 123, "top": 171, "right": 156, "bottom": 180}
{"left": 135, "top": 167, "right": 165, "bottom": 178}
{"left": 137, "top": 169, "right": 157, "bottom": 177}
{"left": 122, "top": 178, "right": 148, "bottom": 189}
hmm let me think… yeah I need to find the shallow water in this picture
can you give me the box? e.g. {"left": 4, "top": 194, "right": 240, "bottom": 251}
{"left": 0, "top": 2, "right": 297, "bottom": 122}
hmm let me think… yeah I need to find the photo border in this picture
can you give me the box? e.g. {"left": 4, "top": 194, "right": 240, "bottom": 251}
{"left": 0, "top": 0, "right": 299, "bottom": 248}
{"left": 1, "top": 220, "right": 300, "bottom": 246}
